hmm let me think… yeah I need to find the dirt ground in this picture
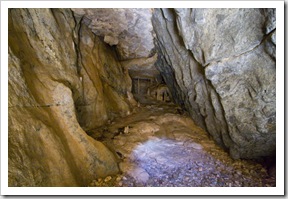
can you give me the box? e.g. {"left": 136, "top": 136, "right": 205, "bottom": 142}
{"left": 87, "top": 96, "right": 276, "bottom": 187}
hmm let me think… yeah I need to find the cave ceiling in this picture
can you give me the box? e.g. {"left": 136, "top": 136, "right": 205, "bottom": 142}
{"left": 72, "top": 8, "right": 159, "bottom": 78}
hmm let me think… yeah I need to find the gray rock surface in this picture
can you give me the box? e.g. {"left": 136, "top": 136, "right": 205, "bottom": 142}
{"left": 205, "top": 31, "right": 276, "bottom": 159}
{"left": 152, "top": 8, "right": 276, "bottom": 159}
{"left": 72, "top": 8, "right": 155, "bottom": 60}
{"left": 175, "top": 8, "right": 275, "bottom": 65}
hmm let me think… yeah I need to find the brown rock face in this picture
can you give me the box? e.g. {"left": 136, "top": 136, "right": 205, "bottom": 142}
{"left": 152, "top": 8, "right": 276, "bottom": 159}
{"left": 8, "top": 8, "right": 133, "bottom": 186}
{"left": 76, "top": 22, "right": 132, "bottom": 130}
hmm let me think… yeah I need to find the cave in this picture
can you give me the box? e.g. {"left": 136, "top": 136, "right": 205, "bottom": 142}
{"left": 7, "top": 8, "right": 277, "bottom": 188}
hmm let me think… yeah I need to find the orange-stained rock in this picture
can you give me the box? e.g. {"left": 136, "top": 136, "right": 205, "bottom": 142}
{"left": 76, "top": 22, "right": 132, "bottom": 130}
{"left": 8, "top": 8, "right": 133, "bottom": 186}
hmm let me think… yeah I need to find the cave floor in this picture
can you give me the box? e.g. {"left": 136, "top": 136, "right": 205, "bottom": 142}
{"left": 87, "top": 96, "right": 276, "bottom": 187}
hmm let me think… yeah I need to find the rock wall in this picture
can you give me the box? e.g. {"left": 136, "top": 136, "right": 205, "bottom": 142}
{"left": 152, "top": 8, "right": 276, "bottom": 159}
{"left": 8, "top": 8, "right": 132, "bottom": 186}
{"left": 71, "top": 8, "right": 155, "bottom": 60}
{"left": 76, "top": 21, "right": 132, "bottom": 130}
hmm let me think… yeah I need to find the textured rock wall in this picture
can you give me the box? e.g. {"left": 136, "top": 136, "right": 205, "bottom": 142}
{"left": 76, "top": 21, "right": 132, "bottom": 130}
{"left": 72, "top": 8, "right": 155, "bottom": 60}
{"left": 152, "top": 8, "right": 276, "bottom": 159}
{"left": 71, "top": 8, "right": 159, "bottom": 80}
{"left": 8, "top": 8, "right": 132, "bottom": 186}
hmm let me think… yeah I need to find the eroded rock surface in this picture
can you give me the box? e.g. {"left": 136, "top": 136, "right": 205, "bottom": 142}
{"left": 8, "top": 8, "right": 133, "bottom": 186}
{"left": 72, "top": 8, "right": 155, "bottom": 60}
{"left": 71, "top": 9, "right": 159, "bottom": 79}
{"left": 175, "top": 8, "right": 275, "bottom": 65}
{"left": 76, "top": 22, "right": 132, "bottom": 130}
{"left": 152, "top": 8, "right": 276, "bottom": 159}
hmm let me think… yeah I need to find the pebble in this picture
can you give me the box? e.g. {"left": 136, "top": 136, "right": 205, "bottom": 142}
{"left": 198, "top": 167, "right": 203, "bottom": 171}
{"left": 124, "top": 126, "right": 129, "bottom": 134}
{"left": 104, "top": 176, "right": 112, "bottom": 182}
{"left": 236, "top": 171, "right": 242, "bottom": 175}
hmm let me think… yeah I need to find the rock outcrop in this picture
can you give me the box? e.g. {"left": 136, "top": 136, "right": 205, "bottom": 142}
{"left": 147, "top": 84, "right": 171, "bottom": 102}
{"left": 152, "top": 8, "right": 276, "bottom": 159}
{"left": 71, "top": 8, "right": 159, "bottom": 80}
{"left": 8, "top": 8, "right": 133, "bottom": 186}
{"left": 71, "top": 8, "right": 155, "bottom": 60}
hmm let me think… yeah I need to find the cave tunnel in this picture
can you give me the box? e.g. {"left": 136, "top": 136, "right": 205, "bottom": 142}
{"left": 7, "top": 8, "right": 277, "bottom": 188}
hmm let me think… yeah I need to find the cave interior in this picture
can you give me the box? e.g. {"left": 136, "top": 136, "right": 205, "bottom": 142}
{"left": 7, "top": 8, "right": 276, "bottom": 187}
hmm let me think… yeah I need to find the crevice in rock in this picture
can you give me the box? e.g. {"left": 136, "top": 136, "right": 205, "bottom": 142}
{"left": 204, "top": 77, "right": 233, "bottom": 151}
{"left": 71, "top": 10, "right": 83, "bottom": 76}
{"left": 8, "top": 103, "right": 73, "bottom": 108}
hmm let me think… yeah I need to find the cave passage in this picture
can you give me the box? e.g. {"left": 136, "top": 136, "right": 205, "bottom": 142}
{"left": 7, "top": 8, "right": 276, "bottom": 188}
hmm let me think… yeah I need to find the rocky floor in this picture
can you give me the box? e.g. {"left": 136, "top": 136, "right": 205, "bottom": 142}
{"left": 87, "top": 96, "right": 276, "bottom": 187}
